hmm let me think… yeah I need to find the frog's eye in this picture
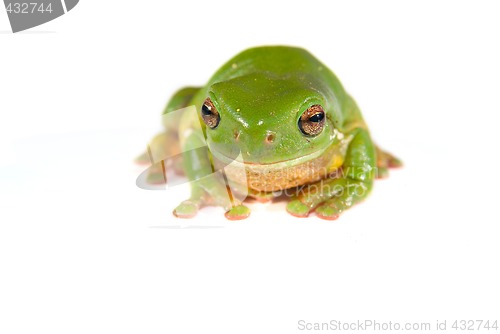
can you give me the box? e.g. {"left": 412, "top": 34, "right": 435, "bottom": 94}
{"left": 298, "top": 105, "right": 325, "bottom": 136}
{"left": 201, "top": 97, "right": 220, "bottom": 129}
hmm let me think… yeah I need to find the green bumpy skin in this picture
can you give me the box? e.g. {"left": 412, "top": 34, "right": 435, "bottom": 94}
{"left": 142, "top": 46, "right": 401, "bottom": 220}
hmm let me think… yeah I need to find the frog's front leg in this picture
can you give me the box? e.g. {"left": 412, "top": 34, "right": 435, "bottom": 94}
{"left": 286, "top": 128, "right": 376, "bottom": 220}
{"left": 172, "top": 131, "right": 251, "bottom": 220}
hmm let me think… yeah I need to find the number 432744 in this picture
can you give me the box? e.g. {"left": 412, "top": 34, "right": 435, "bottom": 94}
{"left": 6, "top": 3, "right": 53, "bottom": 14}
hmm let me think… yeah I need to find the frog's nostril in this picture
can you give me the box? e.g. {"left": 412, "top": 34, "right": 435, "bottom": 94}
{"left": 265, "top": 132, "right": 276, "bottom": 144}
{"left": 234, "top": 130, "right": 241, "bottom": 141}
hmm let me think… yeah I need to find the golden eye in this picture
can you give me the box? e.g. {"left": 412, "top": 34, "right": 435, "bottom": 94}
{"left": 201, "top": 97, "right": 220, "bottom": 129}
{"left": 298, "top": 105, "right": 325, "bottom": 136}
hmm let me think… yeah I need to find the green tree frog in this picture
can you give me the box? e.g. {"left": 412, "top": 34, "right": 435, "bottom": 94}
{"left": 138, "top": 46, "right": 401, "bottom": 220}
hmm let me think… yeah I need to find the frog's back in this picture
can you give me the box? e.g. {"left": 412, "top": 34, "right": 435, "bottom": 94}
{"left": 207, "top": 46, "right": 345, "bottom": 97}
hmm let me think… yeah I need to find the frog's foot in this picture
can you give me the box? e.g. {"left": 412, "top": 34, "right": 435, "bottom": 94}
{"left": 315, "top": 200, "right": 342, "bottom": 221}
{"left": 255, "top": 197, "right": 272, "bottom": 203}
{"left": 247, "top": 189, "right": 275, "bottom": 203}
{"left": 172, "top": 176, "right": 249, "bottom": 219}
{"left": 224, "top": 205, "right": 251, "bottom": 220}
{"left": 173, "top": 200, "right": 199, "bottom": 219}
{"left": 287, "top": 198, "right": 342, "bottom": 220}
{"left": 286, "top": 174, "right": 372, "bottom": 220}
{"left": 286, "top": 200, "right": 311, "bottom": 218}
{"left": 376, "top": 146, "right": 402, "bottom": 179}
{"left": 174, "top": 201, "right": 250, "bottom": 220}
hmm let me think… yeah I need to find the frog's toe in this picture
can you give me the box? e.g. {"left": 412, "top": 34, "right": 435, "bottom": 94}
{"left": 255, "top": 198, "right": 272, "bottom": 203}
{"left": 315, "top": 203, "right": 340, "bottom": 221}
{"left": 173, "top": 201, "right": 198, "bottom": 218}
{"left": 388, "top": 156, "right": 403, "bottom": 168}
{"left": 135, "top": 152, "right": 151, "bottom": 165}
{"left": 286, "top": 200, "right": 311, "bottom": 218}
{"left": 376, "top": 167, "right": 390, "bottom": 179}
{"left": 376, "top": 147, "right": 403, "bottom": 170}
{"left": 224, "top": 205, "right": 250, "bottom": 220}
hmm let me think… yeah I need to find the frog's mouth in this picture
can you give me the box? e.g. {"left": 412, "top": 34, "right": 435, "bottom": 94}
{"left": 208, "top": 141, "right": 329, "bottom": 170}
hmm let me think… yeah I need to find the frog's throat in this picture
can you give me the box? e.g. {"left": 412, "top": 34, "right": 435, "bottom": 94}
{"left": 209, "top": 142, "right": 349, "bottom": 192}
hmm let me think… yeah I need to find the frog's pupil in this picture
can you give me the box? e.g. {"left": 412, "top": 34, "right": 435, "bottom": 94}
{"left": 309, "top": 112, "right": 324, "bottom": 123}
{"left": 201, "top": 104, "right": 212, "bottom": 116}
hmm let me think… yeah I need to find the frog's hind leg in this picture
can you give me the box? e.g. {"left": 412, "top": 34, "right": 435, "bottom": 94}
{"left": 375, "top": 145, "right": 402, "bottom": 179}
{"left": 136, "top": 87, "right": 201, "bottom": 183}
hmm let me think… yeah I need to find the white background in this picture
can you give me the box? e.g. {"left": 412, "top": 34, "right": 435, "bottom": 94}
{"left": 1, "top": 1, "right": 499, "bottom": 333}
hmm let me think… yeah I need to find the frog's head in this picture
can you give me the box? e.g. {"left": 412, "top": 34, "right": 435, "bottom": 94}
{"left": 200, "top": 72, "right": 342, "bottom": 166}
